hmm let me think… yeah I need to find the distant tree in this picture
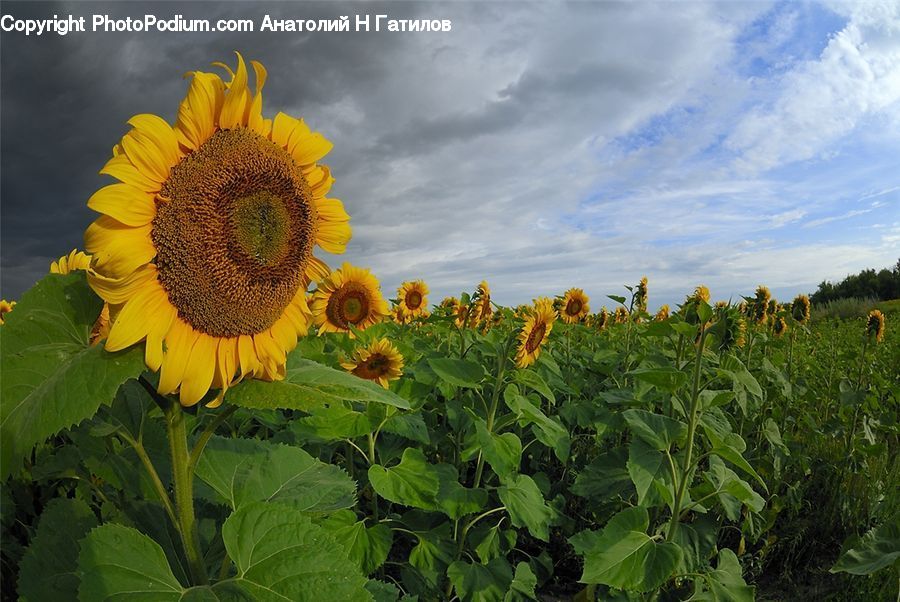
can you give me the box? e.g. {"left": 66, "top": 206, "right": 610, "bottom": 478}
{"left": 810, "top": 259, "right": 900, "bottom": 304}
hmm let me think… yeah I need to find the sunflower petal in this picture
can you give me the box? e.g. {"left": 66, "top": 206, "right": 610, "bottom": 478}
{"left": 179, "top": 334, "right": 218, "bottom": 406}
{"left": 84, "top": 216, "right": 155, "bottom": 279}
{"left": 158, "top": 320, "right": 199, "bottom": 395}
{"left": 87, "top": 183, "right": 157, "bottom": 226}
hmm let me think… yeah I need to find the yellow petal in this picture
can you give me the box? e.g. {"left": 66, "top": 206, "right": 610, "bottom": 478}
{"left": 292, "top": 133, "right": 333, "bottom": 166}
{"left": 84, "top": 216, "right": 155, "bottom": 279}
{"left": 315, "top": 219, "right": 352, "bottom": 255}
{"left": 87, "top": 183, "right": 157, "bottom": 226}
{"left": 127, "top": 114, "right": 180, "bottom": 166}
{"left": 158, "top": 320, "right": 199, "bottom": 395}
{"left": 104, "top": 284, "right": 160, "bottom": 351}
{"left": 219, "top": 52, "right": 250, "bottom": 129}
{"left": 145, "top": 301, "right": 176, "bottom": 372}
{"left": 176, "top": 71, "right": 225, "bottom": 150}
{"left": 179, "top": 334, "right": 217, "bottom": 406}
{"left": 304, "top": 256, "right": 331, "bottom": 284}
{"left": 121, "top": 130, "right": 172, "bottom": 184}
{"left": 100, "top": 154, "right": 160, "bottom": 192}
{"left": 237, "top": 334, "right": 260, "bottom": 377}
{"left": 87, "top": 263, "right": 157, "bottom": 305}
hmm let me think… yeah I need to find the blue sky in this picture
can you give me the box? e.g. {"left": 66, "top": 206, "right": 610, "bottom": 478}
{"left": 1, "top": 1, "right": 898, "bottom": 310}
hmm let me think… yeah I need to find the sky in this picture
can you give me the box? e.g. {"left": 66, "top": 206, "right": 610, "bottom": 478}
{"left": 1, "top": 1, "right": 898, "bottom": 311}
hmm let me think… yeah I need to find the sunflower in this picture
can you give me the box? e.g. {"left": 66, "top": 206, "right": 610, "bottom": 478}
{"left": 50, "top": 249, "right": 92, "bottom": 274}
{"left": 455, "top": 302, "right": 470, "bottom": 328}
{"left": 712, "top": 305, "right": 746, "bottom": 351}
{"left": 0, "top": 300, "right": 15, "bottom": 325}
{"left": 397, "top": 280, "right": 429, "bottom": 319}
{"left": 311, "top": 262, "right": 388, "bottom": 336}
{"left": 391, "top": 304, "right": 410, "bottom": 325}
{"left": 751, "top": 286, "right": 771, "bottom": 325}
{"left": 866, "top": 309, "right": 885, "bottom": 343}
{"left": 655, "top": 305, "right": 670, "bottom": 321}
{"left": 515, "top": 298, "right": 556, "bottom": 368}
{"left": 472, "top": 281, "right": 493, "bottom": 325}
{"left": 341, "top": 338, "right": 404, "bottom": 388}
{"left": 791, "top": 294, "right": 811, "bottom": 324}
{"left": 596, "top": 307, "right": 610, "bottom": 330}
{"left": 561, "top": 288, "right": 590, "bottom": 324}
{"left": 634, "top": 277, "right": 649, "bottom": 314}
{"left": 83, "top": 53, "right": 350, "bottom": 407}
{"left": 614, "top": 306, "right": 629, "bottom": 324}
{"left": 773, "top": 316, "right": 788, "bottom": 338}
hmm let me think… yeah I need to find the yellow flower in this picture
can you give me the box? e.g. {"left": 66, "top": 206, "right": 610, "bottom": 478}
{"left": 397, "top": 280, "right": 429, "bottom": 318}
{"left": 311, "top": 263, "right": 388, "bottom": 336}
{"left": 791, "top": 294, "right": 811, "bottom": 324}
{"left": 472, "top": 281, "right": 492, "bottom": 325}
{"left": 341, "top": 338, "right": 404, "bottom": 388}
{"left": 560, "top": 288, "right": 590, "bottom": 324}
{"left": 83, "top": 53, "right": 349, "bottom": 407}
{"left": 0, "top": 300, "right": 15, "bottom": 325}
{"left": 634, "top": 277, "right": 649, "bottom": 313}
{"left": 614, "top": 306, "right": 629, "bottom": 324}
{"left": 773, "top": 316, "right": 788, "bottom": 337}
{"left": 751, "top": 286, "right": 771, "bottom": 325}
{"left": 515, "top": 298, "right": 556, "bottom": 368}
{"left": 596, "top": 307, "right": 610, "bottom": 330}
{"left": 655, "top": 305, "right": 670, "bottom": 321}
{"left": 693, "top": 285, "right": 711, "bottom": 304}
{"left": 866, "top": 309, "right": 885, "bottom": 343}
{"left": 455, "top": 302, "right": 470, "bottom": 328}
{"left": 391, "top": 304, "right": 410, "bottom": 325}
{"left": 50, "top": 249, "right": 92, "bottom": 274}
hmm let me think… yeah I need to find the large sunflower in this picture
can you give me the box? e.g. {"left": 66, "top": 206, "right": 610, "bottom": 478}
{"left": 515, "top": 298, "right": 556, "bottom": 368}
{"left": 84, "top": 53, "right": 350, "bottom": 406}
{"left": 398, "top": 280, "right": 429, "bottom": 319}
{"left": 311, "top": 262, "right": 388, "bottom": 335}
{"left": 341, "top": 338, "right": 404, "bottom": 388}
{"left": 561, "top": 288, "right": 589, "bottom": 324}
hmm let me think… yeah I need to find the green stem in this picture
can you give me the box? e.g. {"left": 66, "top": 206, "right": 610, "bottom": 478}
{"left": 473, "top": 345, "right": 509, "bottom": 489}
{"left": 120, "top": 432, "right": 178, "bottom": 529}
{"left": 187, "top": 405, "right": 237, "bottom": 475}
{"left": 368, "top": 432, "right": 380, "bottom": 522}
{"left": 667, "top": 325, "right": 708, "bottom": 542}
{"left": 164, "top": 402, "right": 208, "bottom": 585}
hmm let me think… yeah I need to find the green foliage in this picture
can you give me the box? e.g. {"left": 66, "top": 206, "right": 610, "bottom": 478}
{"left": 831, "top": 518, "right": 900, "bottom": 576}
{"left": 0, "top": 273, "right": 145, "bottom": 478}
{"left": 810, "top": 259, "right": 900, "bottom": 305}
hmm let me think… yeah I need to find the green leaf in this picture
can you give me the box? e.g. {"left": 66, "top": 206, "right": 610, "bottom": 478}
{"left": 578, "top": 506, "right": 682, "bottom": 592}
{"left": 18, "top": 498, "right": 99, "bottom": 601}
{"left": 472, "top": 524, "right": 516, "bottom": 563}
{"left": 705, "top": 455, "right": 765, "bottom": 513}
{"left": 692, "top": 549, "right": 755, "bottom": 602}
{"left": 409, "top": 528, "right": 455, "bottom": 589}
{"left": 476, "top": 420, "right": 522, "bottom": 479}
{"left": 427, "top": 358, "right": 486, "bottom": 388}
{"left": 217, "top": 502, "right": 370, "bottom": 601}
{"left": 571, "top": 449, "right": 634, "bottom": 501}
{"left": 720, "top": 355, "right": 763, "bottom": 400}
{"left": 365, "top": 580, "right": 401, "bottom": 602}
{"left": 498, "top": 474, "right": 553, "bottom": 542}
{"left": 504, "top": 562, "right": 538, "bottom": 602}
{"left": 228, "top": 356, "right": 410, "bottom": 411}
{"left": 78, "top": 523, "right": 186, "bottom": 601}
{"left": 627, "top": 438, "right": 675, "bottom": 509}
{"left": 1, "top": 273, "right": 146, "bottom": 478}
{"left": 512, "top": 369, "right": 555, "bottom": 404}
{"left": 195, "top": 436, "right": 357, "bottom": 512}
{"left": 702, "top": 427, "right": 768, "bottom": 493}
{"left": 762, "top": 419, "right": 789, "bottom": 455}
{"left": 323, "top": 510, "right": 394, "bottom": 576}
{"left": 504, "top": 392, "right": 570, "bottom": 461}
{"left": 628, "top": 367, "right": 688, "bottom": 393}
{"left": 447, "top": 557, "right": 514, "bottom": 602}
{"left": 368, "top": 447, "right": 441, "bottom": 509}
{"left": 623, "top": 410, "right": 687, "bottom": 451}
{"left": 435, "top": 463, "right": 489, "bottom": 519}
{"left": 382, "top": 411, "right": 431, "bottom": 444}
{"left": 292, "top": 404, "right": 373, "bottom": 441}
{"left": 831, "top": 519, "right": 900, "bottom": 576}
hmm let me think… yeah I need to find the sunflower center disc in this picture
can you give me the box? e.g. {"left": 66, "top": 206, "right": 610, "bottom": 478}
{"left": 406, "top": 291, "right": 422, "bottom": 310}
{"left": 525, "top": 321, "right": 546, "bottom": 354}
{"left": 355, "top": 354, "right": 388, "bottom": 379}
{"left": 566, "top": 300, "right": 582, "bottom": 316}
{"left": 326, "top": 283, "right": 371, "bottom": 329}
{"left": 152, "top": 128, "right": 315, "bottom": 337}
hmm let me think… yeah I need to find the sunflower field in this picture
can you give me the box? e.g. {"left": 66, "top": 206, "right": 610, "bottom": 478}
{"left": 2, "top": 54, "right": 899, "bottom": 602}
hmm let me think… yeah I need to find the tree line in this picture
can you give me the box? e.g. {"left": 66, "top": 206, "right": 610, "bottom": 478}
{"left": 811, "top": 258, "right": 900, "bottom": 305}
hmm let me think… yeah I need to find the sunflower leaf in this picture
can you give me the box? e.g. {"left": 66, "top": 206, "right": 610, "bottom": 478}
{"left": 0, "top": 273, "right": 145, "bottom": 479}
{"left": 227, "top": 355, "right": 410, "bottom": 411}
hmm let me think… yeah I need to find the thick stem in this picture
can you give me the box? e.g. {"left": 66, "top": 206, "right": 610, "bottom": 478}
{"left": 165, "top": 403, "right": 208, "bottom": 585}
{"left": 666, "top": 325, "right": 708, "bottom": 542}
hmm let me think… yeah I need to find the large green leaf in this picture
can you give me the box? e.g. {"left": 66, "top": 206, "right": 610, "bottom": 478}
{"left": 476, "top": 420, "right": 522, "bottom": 479}
{"left": 705, "top": 455, "right": 765, "bottom": 514}
{"left": 292, "top": 404, "right": 373, "bottom": 441}
{"left": 227, "top": 356, "right": 410, "bottom": 411}
{"left": 504, "top": 562, "right": 538, "bottom": 602}
{"left": 78, "top": 523, "right": 187, "bottom": 601}
{"left": 512, "top": 369, "right": 555, "bottom": 404}
{"left": 447, "top": 557, "right": 514, "bottom": 602}
{"left": 692, "top": 549, "right": 755, "bottom": 601}
{"left": 195, "top": 436, "right": 356, "bottom": 512}
{"left": 428, "top": 358, "right": 486, "bottom": 388}
{"left": 627, "top": 438, "right": 675, "bottom": 509}
{"left": 368, "top": 447, "right": 441, "bottom": 509}
{"left": 498, "top": 474, "right": 553, "bottom": 542}
{"left": 623, "top": 409, "right": 687, "bottom": 451}
{"left": 218, "top": 502, "right": 371, "bottom": 600}
{"left": 18, "top": 498, "right": 99, "bottom": 601}
{"left": 571, "top": 449, "right": 634, "bottom": 501}
{"left": 322, "top": 510, "right": 393, "bottom": 576}
{"left": 578, "top": 507, "right": 681, "bottom": 592}
{"left": 1, "top": 273, "right": 145, "bottom": 478}
{"left": 627, "top": 367, "right": 688, "bottom": 393}
{"left": 504, "top": 391, "right": 570, "bottom": 461}
{"left": 701, "top": 426, "right": 767, "bottom": 492}
{"left": 831, "top": 519, "right": 900, "bottom": 576}
{"left": 435, "top": 463, "right": 489, "bottom": 519}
